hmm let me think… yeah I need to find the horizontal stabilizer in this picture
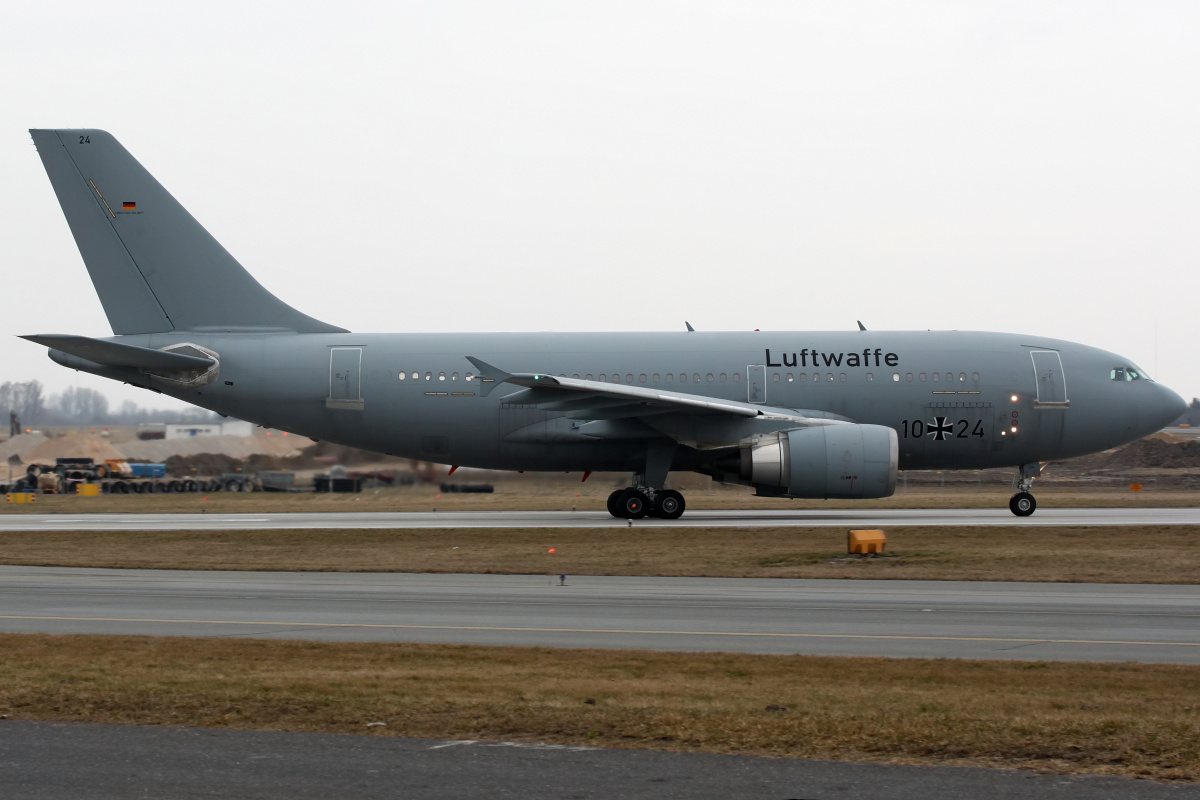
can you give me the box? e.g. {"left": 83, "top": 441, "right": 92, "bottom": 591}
{"left": 20, "top": 334, "right": 215, "bottom": 371}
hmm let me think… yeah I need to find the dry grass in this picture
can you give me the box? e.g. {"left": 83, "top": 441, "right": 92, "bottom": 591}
{"left": 2, "top": 526, "right": 1199, "bottom": 583}
{"left": 0, "top": 633, "right": 1196, "bottom": 781}
{"left": 5, "top": 482, "right": 1200, "bottom": 514}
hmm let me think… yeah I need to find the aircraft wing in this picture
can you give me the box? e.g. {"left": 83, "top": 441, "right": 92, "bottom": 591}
{"left": 466, "top": 357, "right": 849, "bottom": 428}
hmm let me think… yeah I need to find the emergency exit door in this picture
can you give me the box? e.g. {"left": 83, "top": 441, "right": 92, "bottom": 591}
{"left": 747, "top": 365, "right": 766, "bottom": 404}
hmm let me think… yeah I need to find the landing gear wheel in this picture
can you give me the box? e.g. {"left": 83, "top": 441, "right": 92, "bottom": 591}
{"left": 606, "top": 490, "right": 624, "bottom": 518}
{"left": 654, "top": 490, "right": 686, "bottom": 520}
{"left": 1009, "top": 492, "right": 1036, "bottom": 517}
{"left": 618, "top": 488, "right": 648, "bottom": 520}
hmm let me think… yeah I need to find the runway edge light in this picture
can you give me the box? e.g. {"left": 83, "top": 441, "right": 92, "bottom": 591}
{"left": 848, "top": 529, "right": 886, "bottom": 555}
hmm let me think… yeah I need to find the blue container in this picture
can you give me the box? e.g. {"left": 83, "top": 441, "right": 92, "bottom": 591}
{"left": 129, "top": 463, "right": 167, "bottom": 478}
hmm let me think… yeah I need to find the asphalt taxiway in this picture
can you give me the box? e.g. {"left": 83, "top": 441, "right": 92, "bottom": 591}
{"left": 2, "top": 567, "right": 1198, "bottom": 663}
{"left": 3, "top": 506, "right": 1200, "bottom": 531}
{"left": 3, "top": 721, "right": 1193, "bottom": 800}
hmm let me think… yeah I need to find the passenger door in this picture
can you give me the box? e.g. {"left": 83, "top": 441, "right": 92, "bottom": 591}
{"left": 327, "top": 347, "right": 364, "bottom": 410}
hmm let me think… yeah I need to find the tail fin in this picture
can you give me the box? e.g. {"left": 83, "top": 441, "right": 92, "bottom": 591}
{"left": 30, "top": 129, "right": 346, "bottom": 335}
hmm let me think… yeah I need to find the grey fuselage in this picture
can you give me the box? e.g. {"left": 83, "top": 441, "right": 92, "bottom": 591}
{"left": 57, "top": 328, "right": 1183, "bottom": 475}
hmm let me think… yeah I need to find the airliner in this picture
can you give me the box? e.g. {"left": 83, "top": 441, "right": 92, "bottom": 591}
{"left": 23, "top": 129, "right": 1186, "bottom": 519}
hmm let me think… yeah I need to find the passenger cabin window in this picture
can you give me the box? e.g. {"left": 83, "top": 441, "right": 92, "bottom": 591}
{"left": 693, "top": 373, "right": 701, "bottom": 383}
{"left": 626, "top": 374, "right": 634, "bottom": 383}
{"left": 719, "top": 373, "right": 727, "bottom": 382}
{"left": 906, "top": 372, "right": 913, "bottom": 382}
{"left": 919, "top": 373, "right": 926, "bottom": 382}
{"left": 866, "top": 373, "right": 873, "bottom": 382}
{"left": 398, "top": 372, "right": 406, "bottom": 381}
{"left": 773, "top": 373, "right": 780, "bottom": 382}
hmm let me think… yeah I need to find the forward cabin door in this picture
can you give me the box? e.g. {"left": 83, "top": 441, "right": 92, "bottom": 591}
{"left": 1031, "top": 350, "right": 1069, "bottom": 407}
{"left": 747, "top": 364, "right": 766, "bottom": 404}
{"left": 1029, "top": 349, "right": 1067, "bottom": 450}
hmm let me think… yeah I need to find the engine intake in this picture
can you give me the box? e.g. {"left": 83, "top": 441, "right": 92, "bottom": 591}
{"left": 739, "top": 424, "right": 898, "bottom": 499}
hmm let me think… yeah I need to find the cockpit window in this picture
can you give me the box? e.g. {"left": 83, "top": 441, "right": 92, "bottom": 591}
{"left": 1111, "top": 367, "right": 1147, "bottom": 382}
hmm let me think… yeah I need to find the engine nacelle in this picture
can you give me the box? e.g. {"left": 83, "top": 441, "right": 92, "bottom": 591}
{"left": 739, "top": 424, "right": 898, "bottom": 499}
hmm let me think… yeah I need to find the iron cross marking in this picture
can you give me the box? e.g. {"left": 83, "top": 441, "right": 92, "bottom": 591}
{"left": 927, "top": 416, "right": 954, "bottom": 441}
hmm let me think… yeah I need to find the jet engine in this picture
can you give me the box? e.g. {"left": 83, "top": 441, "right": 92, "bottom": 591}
{"left": 738, "top": 424, "right": 898, "bottom": 499}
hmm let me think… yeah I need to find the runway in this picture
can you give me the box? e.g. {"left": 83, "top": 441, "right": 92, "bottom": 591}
{"left": 2, "top": 566, "right": 1198, "bottom": 663}
{"left": 3, "top": 506, "right": 1200, "bottom": 531}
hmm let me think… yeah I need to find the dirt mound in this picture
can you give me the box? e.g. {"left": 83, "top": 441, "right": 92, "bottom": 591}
{"left": 299, "top": 441, "right": 411, "bottom": 466}
{"left": 154, "top": 439, "right": 410, "bottom": 477}
{"left": 0, "top": 432, "right": 48, "bottom": 465}
{"left": 164, "top": 453, "right": 247, "bottom": 477}
{"left": 24, "top": 434, "right": 125, "bottom": 465}
{"left": 117, "top": 434, "right": 305, "bottom": 461}
{"left": 1067, "top": 436, "right": 1200, "bottom": 471}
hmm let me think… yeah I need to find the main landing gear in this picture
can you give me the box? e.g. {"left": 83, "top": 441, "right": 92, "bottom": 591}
{"left": 607, "top": 441, "right": 685, "bottom": 520}
{"left": 606, "top": 487, "right": 686, "bottom": 520}
{"left": 1009, "top": 463, "right": 1041, "bottom": 517}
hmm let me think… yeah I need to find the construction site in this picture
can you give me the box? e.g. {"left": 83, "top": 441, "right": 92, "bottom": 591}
{"left": 0, "top": 424, "right": 433, "bottom": 497}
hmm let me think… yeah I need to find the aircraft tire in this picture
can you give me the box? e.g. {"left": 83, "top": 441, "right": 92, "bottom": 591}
{"left": 654, "top": 490, "right": 685, "bottom": 520}
{"left": 1009, "top": 492, "right": 1036, "bottom": 516}
{"left": 618, "top": 489, "right": 649, "bottom": 520}
{"left": 606, "top": 490, "right": 624, "bottom": 518}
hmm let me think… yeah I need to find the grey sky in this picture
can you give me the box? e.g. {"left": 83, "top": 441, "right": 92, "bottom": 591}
{"left": 4, "top": 1, "right": 1199, "bottom": 411}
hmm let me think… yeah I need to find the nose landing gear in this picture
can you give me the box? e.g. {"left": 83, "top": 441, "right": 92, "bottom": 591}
{"left": 1009, "top": 463, "right": 1042, "bottom": 517}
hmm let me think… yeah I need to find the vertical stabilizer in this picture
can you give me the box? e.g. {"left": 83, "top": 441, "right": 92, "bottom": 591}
{"left": 30, "top": 129, "right": 345, "bottom": 334}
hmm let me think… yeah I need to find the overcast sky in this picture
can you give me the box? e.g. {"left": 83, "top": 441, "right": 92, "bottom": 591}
{"left": 4, "top": 1, "right": 1199, "bottom": 411}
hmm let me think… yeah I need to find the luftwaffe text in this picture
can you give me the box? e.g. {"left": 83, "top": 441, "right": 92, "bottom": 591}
{"left": 764, "top": 348, "right": 898, "bottom": 369}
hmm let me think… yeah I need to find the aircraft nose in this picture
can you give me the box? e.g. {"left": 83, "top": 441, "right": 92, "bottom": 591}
{"left": 1157, "top": 382, "right": 1188, "bottom": 428}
